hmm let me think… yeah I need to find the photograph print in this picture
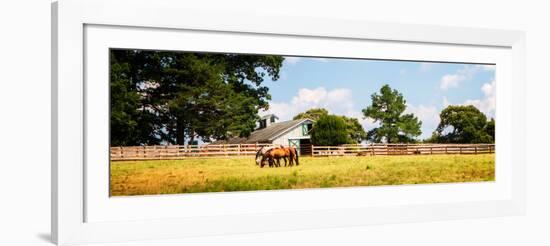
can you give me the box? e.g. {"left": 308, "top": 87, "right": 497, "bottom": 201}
{"left": 109, "top": 49, "right": 495, "bottom": 196}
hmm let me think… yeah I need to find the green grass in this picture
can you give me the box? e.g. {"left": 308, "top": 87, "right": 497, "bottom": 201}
{"left": 110, "top": 154, "right": 495, "bottom": 196}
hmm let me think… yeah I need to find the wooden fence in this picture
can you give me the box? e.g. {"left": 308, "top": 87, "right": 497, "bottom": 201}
{"left": 311, "top": 144, "right": 494, "bottom": 157}
{"left": 111, "top": 143, "right": 495, "bottom": 161}
{"left": 110, "top": 143, "right": 274, "bottom": 161}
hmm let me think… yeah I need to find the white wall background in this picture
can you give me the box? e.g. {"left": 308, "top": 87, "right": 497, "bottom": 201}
{"left": 0, "top": 0, "right": 548, "bottom": 245}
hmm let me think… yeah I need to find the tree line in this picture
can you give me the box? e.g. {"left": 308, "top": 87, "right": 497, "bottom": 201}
{"left": 110, "top": 50, "right": 494, "bottom": 146}
{"left": 110, "top": 49, "right": 283, "bottom": 146}
{"left": 299, "top": 85, "right": 495, "bottom": 146}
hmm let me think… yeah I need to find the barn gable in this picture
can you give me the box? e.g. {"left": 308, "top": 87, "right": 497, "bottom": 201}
{"left": 214, "top": 117, "right": 314, "bottom": 144}
{"left": 247, "top": 118, "right": 313, "bottom": 143}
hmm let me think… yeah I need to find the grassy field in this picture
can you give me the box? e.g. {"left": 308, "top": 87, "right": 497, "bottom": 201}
{"left": 110, "top": 154, "right": 495, "bottom": 196}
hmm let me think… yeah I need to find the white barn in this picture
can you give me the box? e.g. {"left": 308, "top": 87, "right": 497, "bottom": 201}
{"left": 216, "top": 114, "right": 314, "bottom": 155}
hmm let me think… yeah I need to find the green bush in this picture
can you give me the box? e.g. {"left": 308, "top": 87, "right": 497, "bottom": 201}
{"left": 310, "top": 115, "right": 352, "bottom": 146}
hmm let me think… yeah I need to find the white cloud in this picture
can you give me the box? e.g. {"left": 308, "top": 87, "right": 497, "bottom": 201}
{"left": 406, "top": 104, "right": 439, "bottom": 126}
{"left": 440, "top": 74, "right": 466, "bottom": 90}
{"left": 265, "top": 87, "right": 353, "bottom": 120}
{"left": 263, "top": 87, "right": 378, "bottom": 133}
{"left": 264, "top": 86, "right": 444, "bottom": 140}
{"left": 345, "top": 109, "right": 379, "bottom": 132}
{"left": 439, "top": 65, "right": 484, "bottom": 90}
{"left": 481, "top": 79, "right": 495, "bottom": 97}
{"left": 464, "top": 79, "right": 496, "bottom": 118}
{"left": 444, "top": 79, "right": 496, "bottom": 118}
{"left": 405, "top": 104, "right": 439, "bottom": 139}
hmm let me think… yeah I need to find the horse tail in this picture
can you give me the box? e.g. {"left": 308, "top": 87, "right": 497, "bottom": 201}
{"left": 294, "top": 147, "right": 299, "bottom": 166}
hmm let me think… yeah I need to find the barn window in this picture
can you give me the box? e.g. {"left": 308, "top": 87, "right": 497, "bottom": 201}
{"left": 302, "top": 123, "right": 313, "bottom": 135}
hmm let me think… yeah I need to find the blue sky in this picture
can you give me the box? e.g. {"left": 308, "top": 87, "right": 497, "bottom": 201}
{"left": 261, "top": 56, "right": 496, "bottom": 140}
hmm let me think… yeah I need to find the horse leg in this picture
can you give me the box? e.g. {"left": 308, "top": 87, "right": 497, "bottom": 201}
{"left": 265, "top": 155, "right": 273, "bottom": 168}
{"left": 295, "top": 149, "right": 299, "bottom": 166}
{"left": 288, "top": 154, "right": 293, "bottom": 167}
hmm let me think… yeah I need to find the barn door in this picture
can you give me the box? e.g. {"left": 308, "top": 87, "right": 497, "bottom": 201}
{"left": 288, "top": 139, "right": 300, "bottom": 153}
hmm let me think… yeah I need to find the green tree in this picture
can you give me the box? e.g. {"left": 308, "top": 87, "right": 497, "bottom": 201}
{"left": 292, "top": 108, "right": 329, "bottom": 121}
{"left": 485, "top": 118, "right": 495, "bottom": 141}
{"left": 110, "top": 51, "right": 159, "bottom": 146}
{"left": 310, "top": 115, "right": 352, "bottom": 146}
{"left": 293, "top": 109, "right": 366, "bottom": 143}
{"left": 362, "top": 84, "right": 422, "bottom": 143}
{"left": 110, "top": 49, "right": 284, "bottom": 145}
{"left": 341, "top": 116, "right": 367, "bottom": 143}
{"left": 434, "top": 105, "right": 493, "bottom": 143}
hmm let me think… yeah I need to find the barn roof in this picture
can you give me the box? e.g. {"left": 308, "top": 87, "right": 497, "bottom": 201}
{"left": 248, "top": 118, "right": 311, "bottom": 143}
{"left": 213, "top": 118, "right": 313, "bottom": 144}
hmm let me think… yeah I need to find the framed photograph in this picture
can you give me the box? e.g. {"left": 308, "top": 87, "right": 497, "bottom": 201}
{"left": 52, "top": 0, "right": 526, "bottom": 245}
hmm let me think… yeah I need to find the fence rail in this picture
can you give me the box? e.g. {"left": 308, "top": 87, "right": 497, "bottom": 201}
{"left": 311, "top": 144, "right": 494, "bottom": 157}
{"left": 111, "top": 143, "right": 495, "bottom": 161}
{"left": 110, "top": 143, "right": 274, "bottom": 161}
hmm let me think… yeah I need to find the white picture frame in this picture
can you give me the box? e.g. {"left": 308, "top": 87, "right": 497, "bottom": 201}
{"left": 52, "top": 0, "right": 526, "bottom": 245}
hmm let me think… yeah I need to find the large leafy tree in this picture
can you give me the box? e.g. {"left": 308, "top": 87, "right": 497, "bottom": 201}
{"left": 293, "top": 108, "right": 366, "bottom": 143}
{"left": 310, "top": 115, "right": 352, "bottom": 146}
{"left": 433, "top": 105, "right": 493, "bottom": 143}
{"left": 110, "top": 49, "right": 284, "bottom": 146}
{"left": 341, "top": 116, "right": 367, "bottom": 143}
{"left": 362, "top": 85, "right": 422, "bottom": 143}
{"left": 292, "top": 108, "right": 329, "bottom": 121}
{"left": 110, "top": 51, "right": 159, "bottom": 146}
{"left": 485, "top": 118, "right": 495, "bottom": 141}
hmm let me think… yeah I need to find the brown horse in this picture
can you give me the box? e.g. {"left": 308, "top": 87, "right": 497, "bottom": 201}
{"left": 285, "top": 147, "right": 299, "bottom": 166}
{"left": 260, "top": 147, "right": 284, "bottom": 167}
{"left": 261, "top": 147, "right": 299, "bottom": 168}
{"left": 256, "top": 145, "right": 282, "bottom": 167}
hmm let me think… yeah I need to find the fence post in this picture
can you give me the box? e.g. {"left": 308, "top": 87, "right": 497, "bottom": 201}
{"left": 184, "top": 145, "right": 188, "bottom": 157}
{"left": 238, "top": 144, "right": 241, "bottom": 156}
{"left": 311, "top": 144, "right": 314, "bottom": 157}
{"left": 445, "top": 146, "right": 448, "bottom": 154}
{"left": 475, "top": 146, "right": 478, "bottom": 154}
{"left": 430, "top": 146, "right": 433, "bottom": 155}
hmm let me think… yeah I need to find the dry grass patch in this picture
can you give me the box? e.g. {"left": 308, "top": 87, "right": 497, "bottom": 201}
{"left": 110, "top": 154, "right": 495, "bottom": 196}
